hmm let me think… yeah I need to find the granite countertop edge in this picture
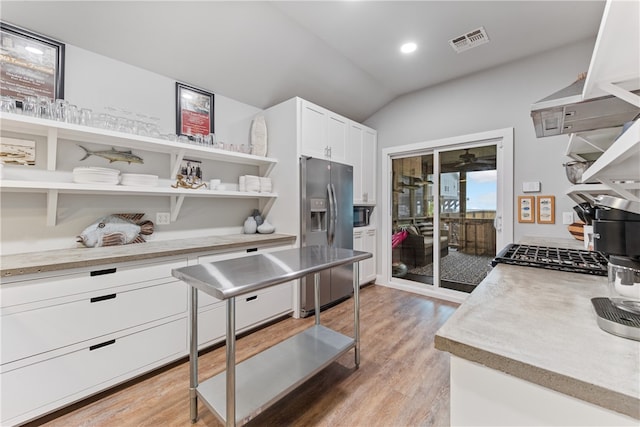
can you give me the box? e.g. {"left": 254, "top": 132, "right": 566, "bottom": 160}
{"left": 434, "top": 334, "right": 640, "bottom": 420}
{"left": 434, "top": 236, "right": 640, "bottom": 420}
{"left": 1, "top": 233, "right": 297, "bottom": 278}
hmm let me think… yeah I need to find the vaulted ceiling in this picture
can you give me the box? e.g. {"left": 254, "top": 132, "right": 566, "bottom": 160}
{"left": 0, "top": 1, "right": 605, "bottom": 122}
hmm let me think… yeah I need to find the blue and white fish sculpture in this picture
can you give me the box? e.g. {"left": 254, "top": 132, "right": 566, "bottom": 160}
{"left": 77, "top": 213, "right": 154, "bottom": 248}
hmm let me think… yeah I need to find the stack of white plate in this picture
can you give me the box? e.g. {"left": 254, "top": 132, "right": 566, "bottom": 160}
{"left": 259, "top": 177, "right": 272, "bottom": 193}
{"left": 73, "top": 167, "right": 120, "bottom": 185}
{"left": 245, "top": 175, "right": 260, "bottom": 192}
{"left": 120, "top": 173, "right": 158, "bottom": 187}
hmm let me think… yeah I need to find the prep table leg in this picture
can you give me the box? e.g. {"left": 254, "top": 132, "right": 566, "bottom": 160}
{"left": 189, "top": 287, "right": 199, "bottom": 423}
{"left": 314, "top": 273, "right": 321, "bottom": 325}
{"left": 226, "top": 297, "right": 236, "bottom": 427}
{"left": 354, "top": 262, "right": 360, "bottom": 368}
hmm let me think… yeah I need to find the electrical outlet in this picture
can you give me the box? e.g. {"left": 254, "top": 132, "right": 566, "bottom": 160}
{"left": 562, "top": 211, "right": 574, "bottom": 225}
{"left": 156, "top": 212, "right": 171, "bottom": 225}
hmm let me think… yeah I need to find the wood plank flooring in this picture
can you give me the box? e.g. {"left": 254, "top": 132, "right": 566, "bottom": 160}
{"left": 26, "top": 285, "right": 458, "bottom": 427}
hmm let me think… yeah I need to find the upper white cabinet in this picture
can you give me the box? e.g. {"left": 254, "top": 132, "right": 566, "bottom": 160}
{"left": 348, "top": 122, "right": 377, "bottom": 205}
{"left": 300, "top": 100, "right": 348, "bottom": 163}
{"left": 0, "top": 113, "right": 278, "bottom": 225}
{"left": 566, "top": 0, "right": 639, "bottom": 203}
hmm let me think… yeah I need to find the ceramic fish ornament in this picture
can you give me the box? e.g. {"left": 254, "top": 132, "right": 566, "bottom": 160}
{"left": 78, "top": 145, "right": 144, "bottom": 164}
{"left": 77, "top": 213, "right": 154, "bottom": 248}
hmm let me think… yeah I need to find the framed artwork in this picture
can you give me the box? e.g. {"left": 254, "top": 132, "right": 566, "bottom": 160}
{"left": 0, "top": 137, "right": 35, "bottom": 165}
{"left": 518, "top": 196, "right": 535, "bottom": 223}
{"left": 537, "top": 195, "right": 555, "bottom": 224}
{"left": 0, "top": 22, "right": 65, "bottom": 101}
{"left": 175, "top": 82, "right": 214, "bottom": 138}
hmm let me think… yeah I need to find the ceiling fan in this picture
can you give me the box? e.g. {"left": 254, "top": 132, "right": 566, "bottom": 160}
{"left": 453, "top": 149, "right": 495, "bottom": 170}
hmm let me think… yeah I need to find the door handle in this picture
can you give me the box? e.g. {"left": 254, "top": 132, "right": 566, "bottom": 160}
{"left": 90, "top": 293, "right": 116, "bottom": 303}
{"left": 89, "top": 339, "right": 116, "bottom": 351}
{"left": 494, "top": 215, "right": 502, "bottom": 232}
{"left": 327, "top": 184, "right": 335, "bottom": 246}
{"left": 331, "top": 184, "right": 338, "bottom": 246}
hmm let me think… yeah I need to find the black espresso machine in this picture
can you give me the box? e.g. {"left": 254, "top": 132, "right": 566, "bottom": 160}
{"left": 591, "top": 195, "right": 640, "bottom": 341}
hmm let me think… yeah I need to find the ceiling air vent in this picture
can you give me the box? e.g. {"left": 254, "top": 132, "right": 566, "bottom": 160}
{"left": 449, "top": 26, "right": 490, "bottom": 53}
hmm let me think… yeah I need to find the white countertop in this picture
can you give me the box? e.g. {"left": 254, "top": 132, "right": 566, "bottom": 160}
{"left": 0, "top": 233, "right": 297, "bottom": 279}
{"left": 435, "top": 237, "right": 640, "bottom": 419}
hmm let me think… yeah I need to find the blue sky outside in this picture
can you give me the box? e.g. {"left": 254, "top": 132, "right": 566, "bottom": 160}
{"left": 466, "top": 170, "right": 497, "bottom": 211}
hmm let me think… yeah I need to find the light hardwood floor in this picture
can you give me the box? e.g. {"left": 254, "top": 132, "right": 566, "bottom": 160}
{"left": 27, "top": 285, "right": 458, "bottom": 427}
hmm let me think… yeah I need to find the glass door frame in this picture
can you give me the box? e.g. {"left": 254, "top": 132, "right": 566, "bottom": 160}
{"left": 380, "top": 128, "right": 514, "bottom": 304}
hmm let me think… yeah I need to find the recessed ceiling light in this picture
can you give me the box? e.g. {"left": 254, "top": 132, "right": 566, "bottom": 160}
{"left": 25, "top": 46, "right": 43, "bottom": 55}
{"left": 400, "top": 42, "right": 417, "bottom": 54}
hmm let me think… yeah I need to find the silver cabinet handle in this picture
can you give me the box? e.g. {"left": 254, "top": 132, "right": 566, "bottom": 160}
{"left": 327, "top": 184, "right": 336, "bottom": 246}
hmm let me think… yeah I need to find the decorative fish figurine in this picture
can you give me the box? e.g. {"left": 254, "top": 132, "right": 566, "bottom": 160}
{"left": 78, "top": 145, "right": 144, "bottom": 164}
{"left": 77, "top": 213, "right": 154, "bottom": 248}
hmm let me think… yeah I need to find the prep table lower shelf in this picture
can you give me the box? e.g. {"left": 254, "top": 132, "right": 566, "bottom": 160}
{"left": 198, "top": 325, "right": 355, "bottom": 425}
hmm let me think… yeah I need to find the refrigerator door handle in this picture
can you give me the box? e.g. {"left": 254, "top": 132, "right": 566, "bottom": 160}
{"left": 327, "top": 183, "right": 336, "bottom": 246}
{"left": 330, "top": 183, "right": 338, "bottom": 246}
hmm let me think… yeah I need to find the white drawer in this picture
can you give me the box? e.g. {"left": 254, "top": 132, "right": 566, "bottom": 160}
{"left": 198, "top": 304, "right": 226, "bottom": 347}
{"left": 2, "top": 281, "right": 187, "bottom": 365}
{"left": 1, "top": 318, "right": 187, "bottom": 426}
{"left": 237, "top": 282, "right": 293, "bottom": 331}
{"left": 1, "top": 258, "right": 187, "bottom": 308}
{"left": 196, "top": 282, "right": 293, "bottom": 348}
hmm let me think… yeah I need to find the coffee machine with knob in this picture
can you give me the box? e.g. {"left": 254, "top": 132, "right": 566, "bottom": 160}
{"left": 591, "top": 195, "right": 640, "bottom": 341}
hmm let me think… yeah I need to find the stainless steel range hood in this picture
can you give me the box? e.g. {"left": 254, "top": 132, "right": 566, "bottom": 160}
{"left": 531, "top": 75, "right": 640, "bottom": 138}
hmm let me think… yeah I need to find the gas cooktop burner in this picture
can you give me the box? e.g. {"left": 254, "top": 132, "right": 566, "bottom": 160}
{"left": 491, "top": 243, "right": 608, "bottom": 276}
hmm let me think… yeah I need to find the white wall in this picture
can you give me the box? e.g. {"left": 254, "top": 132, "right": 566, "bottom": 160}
{"left": 365, "top": 38, "right": 596, "bottom": 243}
{"left": 1, "top": 45, "right": 265, "bottom": 254}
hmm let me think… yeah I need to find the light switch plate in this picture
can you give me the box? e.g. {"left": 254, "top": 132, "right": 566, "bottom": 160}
{"left": 522, "top": 181, "right": 541, "bottom": 193}
{"left": 562, "top": 212, "right": 574, "bottom": 225}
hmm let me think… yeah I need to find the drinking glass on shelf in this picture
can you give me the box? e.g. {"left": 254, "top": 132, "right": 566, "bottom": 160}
{"left": 178, "top": 135, "right": 190, "bottom": 144}
{"left": 53, "top": 99, "right": 68, "bottom": 121}
{"left": 0, "top": 95, "right": 16, "bottom": 113}
{"left": 136, "top": 120, "right": 149, "bottom": 136}
{"left": 147, "top": 116, "right": 161, "bottom": 138}
{"left": 22, "top": 96, "right": 38, "bottom": 116}
{"left": 104, "top": 114, "right": 117, "bottom": 130}
{"left": 193, "top": 133, "right": 204, "bottom": 145}
{"left": 37, "top": 97, "right": 53, "bottom": 119}
{"left": 79, "top": 108, "right": 92, "bottom": 126}
{"left": 65, "top": 104, "right": 79, "bottom": 124}
{"left": 116, "top": 116, "right": 130, "bottom": 133}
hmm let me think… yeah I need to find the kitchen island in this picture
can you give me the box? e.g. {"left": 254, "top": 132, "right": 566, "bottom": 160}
{"left": 435, "top": 237, "right": 640, "bottom": 426}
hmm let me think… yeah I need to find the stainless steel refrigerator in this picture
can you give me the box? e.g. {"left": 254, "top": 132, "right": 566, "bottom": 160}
{"left": 300, "top": 157, "right": 354, "bottom": 317}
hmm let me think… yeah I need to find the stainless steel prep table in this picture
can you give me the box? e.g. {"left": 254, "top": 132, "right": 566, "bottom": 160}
{"left": 172, "top": 246, "right": 372, "bottom": 426}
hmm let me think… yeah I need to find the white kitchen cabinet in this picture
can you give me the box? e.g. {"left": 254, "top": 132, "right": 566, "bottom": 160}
{"left": 349, "top": 122, "right": 377, "bottom": 204}
{"left": 353, "top": 227, "right": 376, "bottom": 285}
{"left": 300, "top": 99, "right": 348, "bottom": 163}
{"left": 0, "top": 113, "right": 278, "bottom": 225}
{"left": 0, "top": 258, "right": 189, "bottom": 426}
{"left": 565, "top": 0, "right": 639, "bottom": 204}
{"left": 195, "top": 245, "right": 294, "bottom": 348}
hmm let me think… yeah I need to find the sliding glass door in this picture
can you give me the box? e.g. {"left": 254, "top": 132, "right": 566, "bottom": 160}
{"left": 385, "top": 128, "right": 513, "bottom": 301}
{"left": 438, "top": 146, "right": 496, "bottom": 293}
